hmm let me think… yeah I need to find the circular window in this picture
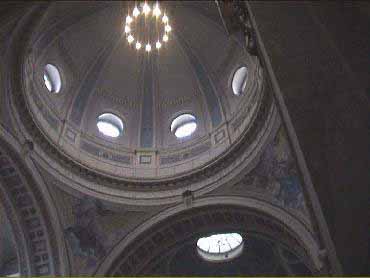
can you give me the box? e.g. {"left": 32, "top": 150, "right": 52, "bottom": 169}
{"left": 97, "top": 113, "right": 124, "bottom": 138}
{"left": 43, "top": 64, "right": 62, "bottom": 93}
{"left": 232, "top": 66, "right": 248, "bottom": 96}
{"left": 197, "top": 233, "right": 243, "bottom": 262}
{"left": 170, "top": 114, "right": 197, "bottom": 138}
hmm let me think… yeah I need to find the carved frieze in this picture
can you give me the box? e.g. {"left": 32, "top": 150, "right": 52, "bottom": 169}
{"left": 0, "top": 142, "right": 61, "bottom": 276}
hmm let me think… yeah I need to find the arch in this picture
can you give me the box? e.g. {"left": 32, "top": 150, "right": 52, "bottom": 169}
{"left": 0, "top": 126, "right": 70, "bottom": 276}
{"left": 95, "top": 196, "right": 323, "bottom": 275}
{"left": 0, "top": 184, "right": 27, "bottom": 276}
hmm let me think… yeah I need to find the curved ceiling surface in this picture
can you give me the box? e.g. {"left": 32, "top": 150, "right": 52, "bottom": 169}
{"left": 22, "top": 1, "right": 268, "bottom": 182}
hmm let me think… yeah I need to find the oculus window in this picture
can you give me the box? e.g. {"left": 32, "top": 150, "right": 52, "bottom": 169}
{"left": 43, "top": 64, "right": 61, "bottom": 93}
{"left": 97, "top": 113, "right": 124, "bottom": 138}
{"left": 232, "top": 66, "right": 248, "bottom": 96}
{"left": 170, "top": 114, "right": 197, "bottom": 138}
{"left": 197, "top": 233, "right": 243, "bottom": 262}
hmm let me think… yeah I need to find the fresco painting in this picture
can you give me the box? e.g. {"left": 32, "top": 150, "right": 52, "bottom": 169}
{"left": 64, "top": 126, "right": 308, "bottom": 273}
{"left": 64, "top": 195, "right": 148, "bottom": 273}
{"left": 240, "top": 126, "right": 307, "bottom": 213}
{"left": 64, "top": 197, "right": 108, "bottom": 269}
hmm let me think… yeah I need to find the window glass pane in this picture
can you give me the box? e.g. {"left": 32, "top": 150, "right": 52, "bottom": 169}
{"left": 197, "top": 233, "right": 243, "bottom": 262}
{"left": 97, "top": 113, "right": 124, "bottom": 138}
{"left": 44, "top": 64, "right": 62, "bottom": 93}
{"left": 232, "top": 67, "right": 248, "bottom": 95}
{"left": 171, "top": 114, "right": 197, "bottom": 138}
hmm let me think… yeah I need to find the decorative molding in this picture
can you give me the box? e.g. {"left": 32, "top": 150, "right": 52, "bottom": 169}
{"left": 80, "top": 140, "right": 131, "bottom": 165}
{"left": 5, "top": 3, "right": 277, "bottom": 205}
{"left": 160, "top": 141, "right": 211, "bottom": 165}
{"left": 0, "top": 184, "right": 29, "bottom": 276}
{"left": 0, "top": 132, "right": 68, "bottom": 276}
{"left": 95, "top": 196, "right": 324, "bottom": 275}
{"left": 95, "top": 90, "right": 139, "bottom": 110}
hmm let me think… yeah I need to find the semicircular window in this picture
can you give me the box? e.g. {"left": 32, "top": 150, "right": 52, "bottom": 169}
{"left": 97, "top": 113, "right": 124, "bottom": 138}
{"left": 232, "top": 66, "right": 248, "bottom": 96}
{"left": 43, "top": 64, "right": 62, "bottom": 93}
{"left": 170, "top": 113, "right": 197, "bottom": 138}
{"left": 197, "top": 233, "right": 243, "bottom": 263}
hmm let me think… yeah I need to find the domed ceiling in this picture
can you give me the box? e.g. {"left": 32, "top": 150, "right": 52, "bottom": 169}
{"left": 16, "top": 1, "right": 276, "bottom": 202}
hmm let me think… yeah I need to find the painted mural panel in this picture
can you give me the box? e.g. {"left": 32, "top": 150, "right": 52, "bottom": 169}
{"left": 231, "top": 125, "right": 308, "bottom": 215}
{"left": 61, "top": 195, "right": 151, "bottom": 274}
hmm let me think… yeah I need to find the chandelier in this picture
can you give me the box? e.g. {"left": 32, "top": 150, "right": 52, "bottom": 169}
{"left": 124, "top": 2, "right": 172, "bottom": 53}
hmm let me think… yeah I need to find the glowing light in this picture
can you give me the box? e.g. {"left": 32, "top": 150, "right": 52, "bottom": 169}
{"left": 175, "top": 122, "right": 197, "bottom": 138}
{"left": 44, "top": 64, "right": 61, "bottom": 93}
{"left": 125, "top": 3, "right": 171, "bottom": 53}
{"left": 171, "top": 114, "right": 197, "bottom": 138}
{"left": 232, "top": 67, "right": 248, "bottom": 95}
{"left": 43, "top": 74, "right": 52, "bottom": 92}
{"left": 97, "top": 122, "right": 120, "bottom": 138}
{"left": 153, "top": 4, "right": 161, "bottom": 17}
{"left": 197, "top": 233, "right": 243, "bottom": 254}
{"left": 143, "top": 2, "right": 151, "bottom": 15}
{"left": 162, "top": 14, "right": 168, "bottom": 23}
{"left": 97, "top": 113, "right": 124, "bottom": 138}
{"left": 165, "top": 24, "right": 172, "bottom": 32}
{"left": 127, "top": 34, "right": 134, "bottom": 44}
{"left": 133, "top": 6, "right": 140, "bottom": 17}
{"left": 196, "top": 233, "right": 244, "bottom": 262}
{"left": 126, "top": 15, "right": 133, "bottom": 24}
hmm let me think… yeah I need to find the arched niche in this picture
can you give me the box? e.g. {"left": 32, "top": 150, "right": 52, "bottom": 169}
{"left": 95, "top": 196, "right": 325, "bottom": 276}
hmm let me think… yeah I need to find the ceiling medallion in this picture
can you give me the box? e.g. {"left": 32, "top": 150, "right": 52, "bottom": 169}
{"left": 124, "top": 2, "right": 171, "bottom": 53}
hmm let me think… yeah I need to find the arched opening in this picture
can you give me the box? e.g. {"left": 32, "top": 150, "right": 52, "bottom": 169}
{"left": 104, "top": 204, "right": 317, "bottom": 276}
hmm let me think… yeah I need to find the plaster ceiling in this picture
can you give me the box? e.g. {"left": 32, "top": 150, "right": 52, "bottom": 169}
{"left": 20, "top": 1, "right": 268, "bottom": 183}
{"left": 33, "top": 1, "right": 244, "bottom": 146}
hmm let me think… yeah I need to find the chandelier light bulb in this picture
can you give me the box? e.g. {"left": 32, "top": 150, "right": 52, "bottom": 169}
{"left": 162, "top": 14, "right": 168, "bottom": 23}
{"left": 143, "top": 2, "right": 151, "bottom": 15}
{"left": 153, "top": 4, "right": 161, "bottom": 17}
{"left": 125, "top": 3, "right": 170, "bottom": 53}
{"left": 127, "top": 35, "right": 134, "bottom": 44}
{"left": 165, "top": 25, "right": 172, "bottom": 32}
{"left": 133, "top": 6, "right": 140, "bottom": 17}
{"left": 126, "top": 15, "right": 133, "bottom": 24}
